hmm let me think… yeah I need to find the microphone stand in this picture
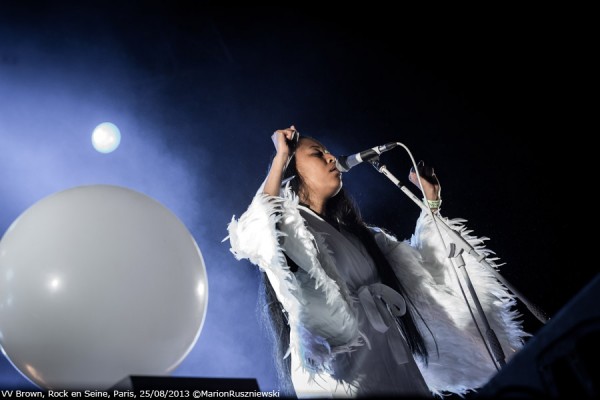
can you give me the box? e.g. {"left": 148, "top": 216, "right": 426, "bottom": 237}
{"left": 368, "top": 157, "right": 549, "bottom": 369}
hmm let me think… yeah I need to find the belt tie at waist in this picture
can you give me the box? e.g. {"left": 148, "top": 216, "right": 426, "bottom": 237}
{"left": 358, "top": 283, "right": 410, "bottom": 365}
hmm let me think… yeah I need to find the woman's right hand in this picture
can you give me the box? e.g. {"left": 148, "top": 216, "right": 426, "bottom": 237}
{"left": 263, "top": 125, "right": 298, "bottom": 196}
{"left": 271, "top": 125, "right": 298, "bottom": 157}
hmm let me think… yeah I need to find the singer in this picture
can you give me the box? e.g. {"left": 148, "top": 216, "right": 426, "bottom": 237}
{"left": 227, "top": 126, "right": 527, "bottom": 398}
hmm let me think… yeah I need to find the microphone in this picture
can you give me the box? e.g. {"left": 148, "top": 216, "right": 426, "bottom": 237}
{"left": 335, "top": 142, "right": 398, "bottom": 172}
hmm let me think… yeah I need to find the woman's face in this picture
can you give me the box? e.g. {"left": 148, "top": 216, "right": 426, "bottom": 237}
{"left": 295, "top": 137, "right": 342, "bottom": 202}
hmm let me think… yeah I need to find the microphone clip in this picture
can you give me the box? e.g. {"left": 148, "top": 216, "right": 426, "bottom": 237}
{"left": 367, "top": 157, "right": 382, "bottom": 169}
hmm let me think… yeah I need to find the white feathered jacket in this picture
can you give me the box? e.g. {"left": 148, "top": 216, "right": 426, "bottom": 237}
{"left": 227, "top": 185, "right": 527, "bottom": 396}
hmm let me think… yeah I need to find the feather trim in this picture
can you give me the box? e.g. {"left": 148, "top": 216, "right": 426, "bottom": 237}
{"left": 375, "top": 211, "right": 529, "bottom": 395}
{"left": 227, "top": 188, "right": 362, "bottom": 379}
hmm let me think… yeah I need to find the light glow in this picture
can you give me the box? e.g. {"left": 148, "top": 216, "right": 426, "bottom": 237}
{"left": 92, "top": 122, "right": 121, "bottom": 153}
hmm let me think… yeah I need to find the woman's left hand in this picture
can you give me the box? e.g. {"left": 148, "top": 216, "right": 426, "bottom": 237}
{"left": 408, "top": 161, "right": 441, "bottom": 201}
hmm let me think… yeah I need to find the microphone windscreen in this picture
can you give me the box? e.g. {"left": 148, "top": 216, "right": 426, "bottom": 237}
{"left": 336, "top": 157, "right": 350, "bottom": 172}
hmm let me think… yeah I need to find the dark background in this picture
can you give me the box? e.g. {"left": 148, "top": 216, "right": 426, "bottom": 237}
{"left": 0, "top": 1, "right": 594, "bottom": 392}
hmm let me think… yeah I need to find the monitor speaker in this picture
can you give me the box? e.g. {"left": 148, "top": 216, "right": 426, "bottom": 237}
{"left": 478, "top": 274, "right": 599, "bottom": 398}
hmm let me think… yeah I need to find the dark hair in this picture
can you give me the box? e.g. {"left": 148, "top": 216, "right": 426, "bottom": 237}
{"left": 259, "top": 136, "right": 431, "bottom": 393}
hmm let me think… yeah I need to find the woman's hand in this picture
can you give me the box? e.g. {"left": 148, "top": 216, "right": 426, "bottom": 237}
{"left": 263, "top": 125, "right": 298, "bottom": 197}
{"left": 408, "top": 160, "right": 441, "bottom": 201}
{"left": 271, "top": 125, "right": 298, "bottom": 158}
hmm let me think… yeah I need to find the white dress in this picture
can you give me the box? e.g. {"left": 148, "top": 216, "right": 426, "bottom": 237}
{"left": 289, "top": 205, "right": 430, "bottom": 397}
{"left": 227, "top": 185, "right": 528, "bottom": 398}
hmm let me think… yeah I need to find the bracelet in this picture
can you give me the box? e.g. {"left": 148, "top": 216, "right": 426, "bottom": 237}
{"left": 426, "top": 199, "right": 442, "bottom": 209}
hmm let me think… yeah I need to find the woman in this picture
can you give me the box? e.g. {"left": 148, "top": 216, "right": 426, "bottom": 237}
{"left": 227, "top": 126, "right": 527, "bottom": 398}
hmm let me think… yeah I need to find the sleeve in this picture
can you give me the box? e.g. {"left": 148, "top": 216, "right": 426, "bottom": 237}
{"left": 226, "top": 186, "right": 362, "bottom": 378}
{"left": 373, "top": 210, "right": 529, "bottom": 395}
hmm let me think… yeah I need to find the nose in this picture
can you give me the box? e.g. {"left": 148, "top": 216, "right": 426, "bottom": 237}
{"left": 325, "top": 153, "right": 336, "bottom": 163}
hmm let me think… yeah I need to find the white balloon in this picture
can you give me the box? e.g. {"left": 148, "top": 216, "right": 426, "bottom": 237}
{"left": 0, "top": 185, "right": 208, "bottom": 389}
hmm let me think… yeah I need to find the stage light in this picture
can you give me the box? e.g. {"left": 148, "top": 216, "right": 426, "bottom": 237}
{"left": 92, "top": 122, "right": 121, "bottom": 153}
